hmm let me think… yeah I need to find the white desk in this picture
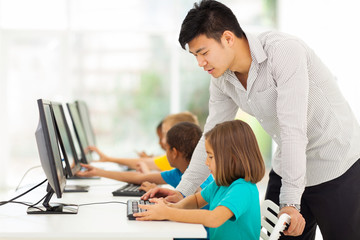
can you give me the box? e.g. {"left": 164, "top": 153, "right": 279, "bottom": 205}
{"left": 0, "top": 178, "right": 207, "bottom": 240}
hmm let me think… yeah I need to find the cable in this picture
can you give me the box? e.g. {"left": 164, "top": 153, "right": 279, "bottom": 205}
{"left": 30, "top": 193, "right": 48, "bottom": 207}
{"left": 0, "top": 179, "right": 47, "bottom": 207}
{"left": 15, "top": 165, "right": 42, "bottom": 191}
{"left": 78, "top": 201, "right": 127, "bottom": 207}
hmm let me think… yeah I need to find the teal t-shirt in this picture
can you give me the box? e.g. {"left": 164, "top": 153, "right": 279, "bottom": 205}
{"left": 201, "top": 178, "right": 261, "bottom": 240}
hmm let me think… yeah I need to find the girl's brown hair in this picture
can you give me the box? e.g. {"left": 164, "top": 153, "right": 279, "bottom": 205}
{"left": 205, "top": 119, "right": 265, "bottom": 185}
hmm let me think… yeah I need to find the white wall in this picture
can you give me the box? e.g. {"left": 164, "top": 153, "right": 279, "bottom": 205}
{"left": 278, "top": 0, "right": 360, "bottom": 121}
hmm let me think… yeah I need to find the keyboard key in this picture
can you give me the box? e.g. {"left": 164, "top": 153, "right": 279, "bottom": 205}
{"left": 127, "top": 199, "right": 154, "bottom": 220}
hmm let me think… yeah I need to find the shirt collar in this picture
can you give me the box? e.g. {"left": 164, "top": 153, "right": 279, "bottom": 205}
{"left": 246, "top": 32, "right": 267, "bottom": 64}
{"left": 221, "top": 32, "right": 268, "bottom": 93}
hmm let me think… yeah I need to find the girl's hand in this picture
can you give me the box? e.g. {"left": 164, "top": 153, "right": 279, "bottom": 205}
{"left": 134, "top": 198, "right": 169, "bottom": 221}
{"left": 135, "top": 162, "right": 151, "bottom": 174}
{"left": 86, "top": 146, "right": 108, "bottom": 162}
{"left": 139, "top": 181, "right": 157, "bottom": 192}
{"left": 75, "top": 163, "right": 98, "bottom": 177}
{"left": 141, "top": 187, "right": 184, "bottom": 203}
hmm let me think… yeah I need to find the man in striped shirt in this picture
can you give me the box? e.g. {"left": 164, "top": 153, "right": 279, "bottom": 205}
{"left": 142, "top": 0, "right": 360, "bottom": 239}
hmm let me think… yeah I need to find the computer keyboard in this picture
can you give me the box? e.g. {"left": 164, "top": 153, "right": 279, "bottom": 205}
{"left": 112, "top": 183, "right": 146, "bottom": 197}
{"left": 127, "top": 199, "right": 154, "bottom": 220}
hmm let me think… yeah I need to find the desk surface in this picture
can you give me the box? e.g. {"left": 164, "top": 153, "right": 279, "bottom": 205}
{"left": 0, "top": 177, "right": 207, "bottom": 240}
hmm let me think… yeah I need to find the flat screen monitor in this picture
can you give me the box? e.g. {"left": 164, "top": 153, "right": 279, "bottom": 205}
{"left": 76, "top": 100, "right": 96, "bottom": 147}
{"left": 27, "top": 99, "right": 78, "bottom": 214}
{"left": 51, "top": 102, "right": 81, "bottom": 177}
{"left": 67, "top": 102, "right": 93, "bottom": 164}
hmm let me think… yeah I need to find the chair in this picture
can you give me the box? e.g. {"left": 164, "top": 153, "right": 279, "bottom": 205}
{"left": 260, "top": 199, "right": 291, "bottom": 240}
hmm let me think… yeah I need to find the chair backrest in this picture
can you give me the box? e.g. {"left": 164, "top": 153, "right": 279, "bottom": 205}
{"left": 260, "top": 199, "right": 291, "bottom": 240}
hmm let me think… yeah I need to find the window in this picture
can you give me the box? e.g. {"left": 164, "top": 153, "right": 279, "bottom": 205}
{"left": 0, "top": 0, "right": 276, "bottom": 188}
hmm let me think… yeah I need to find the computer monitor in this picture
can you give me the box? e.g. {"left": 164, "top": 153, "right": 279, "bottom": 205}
{"left": 76, "top": 100, "right": 96, "bottom": 147}
{"left": 66, "top": 102, "right": 93, "bottom": 164}
{"left": 51, "top": 102, "right": 81, "bottom": 177}
{"left": 51, "top": 102, "right": 91, "bottom": 191}
{"left": 27, "top": 99, "right": 78, "bottom": 214}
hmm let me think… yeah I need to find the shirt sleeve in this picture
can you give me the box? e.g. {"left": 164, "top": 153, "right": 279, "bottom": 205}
{"left": 154, "top": 155, "right": 173, "bottom": 171}
{"left": 160, "top": 169, "right": 182, "bottom": 188}
{"left": 176, "top": 78, "right": 239, "bottom": 196}
{"left": 200, "top": 174, "right": 214, "bottom": 190}
{"left": 271, "top": 39, "right": 309, "bottom": 204}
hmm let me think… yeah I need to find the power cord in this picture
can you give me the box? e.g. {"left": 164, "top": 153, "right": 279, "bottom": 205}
{"left": 0, "top": 179, "right": 47, "bottom": 207}
{"left": 15, "top": 165, "right": 42, "bottom": 191}
{"left": 78, "top": 201, "right": 127, "bottom": 207}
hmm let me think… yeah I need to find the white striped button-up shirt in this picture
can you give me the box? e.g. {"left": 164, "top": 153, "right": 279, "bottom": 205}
{"left": 176, "top": 31, "right": 360, "bottom": 204}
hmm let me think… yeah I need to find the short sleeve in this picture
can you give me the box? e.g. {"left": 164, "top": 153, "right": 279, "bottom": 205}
{"left": 154, "top": 155, "right": 173, "bottom": 171}
{"left": 218, "top": 183, "right": 252, "bottom": 220}
{"left": 160, "top": 168, "right": 182, "bottom": 188}
{"left": 200, "top": 174, "right": 214, "bottom": 190}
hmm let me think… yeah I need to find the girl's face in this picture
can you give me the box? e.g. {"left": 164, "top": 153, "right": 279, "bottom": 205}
{"left": 156, "top": 127, "right": 165, "bottom": 151}
{"left": 161, "top": 121, "right": 171, "bottom": 148}
{"left": 205, "top": 139, "right": 216, "bottom": 176}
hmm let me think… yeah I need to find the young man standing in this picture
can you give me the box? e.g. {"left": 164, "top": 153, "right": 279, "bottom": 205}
{"left": 143, "top": 1, "right": 360, "bottom": 239}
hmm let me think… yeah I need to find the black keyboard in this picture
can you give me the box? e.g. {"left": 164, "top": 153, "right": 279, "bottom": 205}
{"left": 127, "top": 199, "right": 154, "bottom": 220}
{"left": 112, "top": 183, "right": 146, "bottom": 197}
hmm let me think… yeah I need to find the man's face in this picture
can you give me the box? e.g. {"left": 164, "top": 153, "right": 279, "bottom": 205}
{"left": 188, "top": 34, "right": 231, "bottom": 78}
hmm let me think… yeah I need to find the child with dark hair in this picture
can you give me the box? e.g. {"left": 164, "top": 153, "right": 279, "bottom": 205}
{"left": 76, "top": 122, "right": 213, "bottom": 191}
{"left": 86, "top": 111, "right": 199, "bottom": 173}
{"left": 135, "top": 120, "right": 265, "bottom": 240}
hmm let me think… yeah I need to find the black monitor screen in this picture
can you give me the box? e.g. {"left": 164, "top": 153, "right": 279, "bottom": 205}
{"left": 35, "top": 99, "right": 66, "bottom": 198}
{"left": 67, "top": 102, "right": 93, "bottom": 163}
{"left": 27, "top": 99, "right": 78, "bottom": 214}
{"left": 76, "top": 100, "right": 96, "bottom": 147}
{"left": 51, "top": 102, "right": 81, "bottom": 177}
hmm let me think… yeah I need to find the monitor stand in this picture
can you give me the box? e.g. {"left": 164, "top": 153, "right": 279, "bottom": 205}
{"left": 27, "top": 190, "right": 78, "bottom": 214}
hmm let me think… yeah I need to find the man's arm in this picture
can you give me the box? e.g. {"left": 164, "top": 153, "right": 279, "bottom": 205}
{"left": 271, "top": 39, "right": 309, "bottom": 236}
{"left": 272, "top": 39, "right": 309, "bottom": 205}
{"left": 176, "top": 78, "right": 239, "bottom": 196}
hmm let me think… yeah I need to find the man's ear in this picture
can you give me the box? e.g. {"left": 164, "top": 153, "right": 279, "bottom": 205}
{"left": 222, "top": 30, "right": 235, "bottom": 47}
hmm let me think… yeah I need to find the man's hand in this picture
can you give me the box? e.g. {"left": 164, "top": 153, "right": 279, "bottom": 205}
{"left": 141, "top": 187, "right": 184, "bottom": 203}
{"left": 279, "top": 206, "right": 306, "bottom": 236}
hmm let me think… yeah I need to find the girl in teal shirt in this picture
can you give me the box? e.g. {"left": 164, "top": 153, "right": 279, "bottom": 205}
{"left": 135, "top": 119, "right": 265, "bottom": 240}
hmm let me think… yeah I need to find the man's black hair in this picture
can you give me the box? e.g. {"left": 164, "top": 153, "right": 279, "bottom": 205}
{"left": 179, "top": 0, "right": 245, "bottom": 50}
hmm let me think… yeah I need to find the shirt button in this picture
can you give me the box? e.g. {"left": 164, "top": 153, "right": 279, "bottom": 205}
{"left": 248, "top": 99, "right": 251, "bottom": 103}
{"left": 273, "top": 134, "right": 277, "bottom": 138}
{"left": 260, "top": 119, "right": 263, "bottom": 122}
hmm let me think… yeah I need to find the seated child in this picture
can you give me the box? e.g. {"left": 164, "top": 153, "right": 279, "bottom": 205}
{"left": 134, "top": 120, "right": 265, "bottom": 240}
{"left": 76, "top": 122, "right": 213, "bottom": 192}
{"left": 87, "top": 111, "right": 199, "bottom": 173}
